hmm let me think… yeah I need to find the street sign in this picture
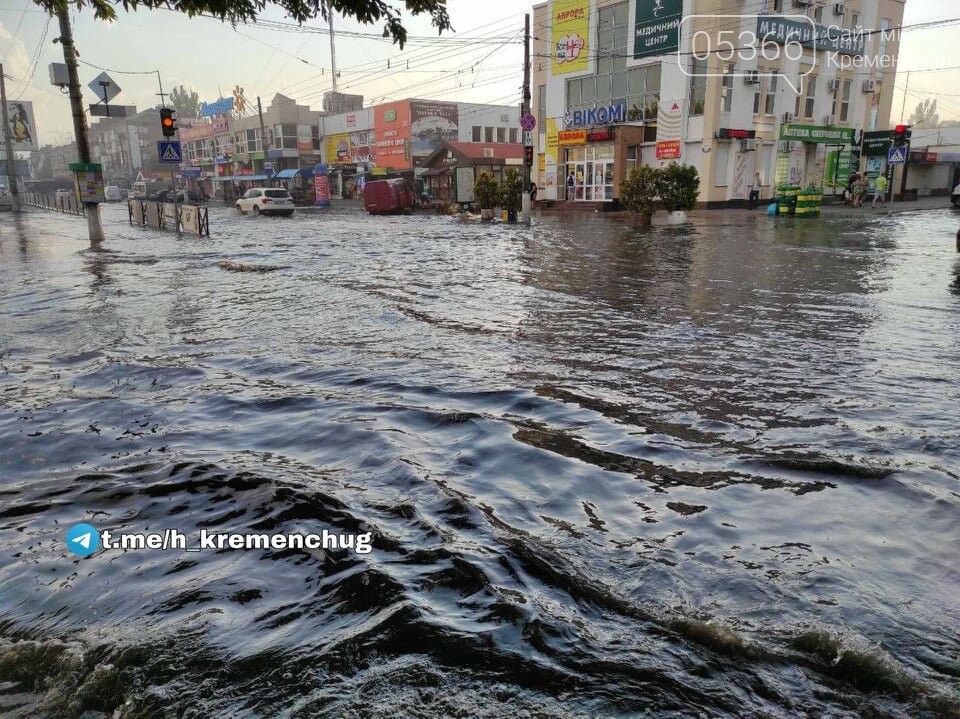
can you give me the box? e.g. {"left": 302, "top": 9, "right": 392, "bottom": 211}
{"left": 88, "top": 71, "right": 121, "bottom": 104}
{"left": 264, "top": 161, "right": 274, "bottom": 178}
{"left": 520, "top": 114, "right": 536, "bottom": 131}
{"left": 522, "top": 130, "right": 533, "bottom": 146}
{"left": 888, "top": 146, "right": 907, "bottom": 165}
{"left": 181, "top": 168, "right": 202, "bottom": 179}
{"left": 157, "top": 141, "right": 183, "bottom": 164}
{"left": 89, "top": 105, "right": 129, "bottom": 118}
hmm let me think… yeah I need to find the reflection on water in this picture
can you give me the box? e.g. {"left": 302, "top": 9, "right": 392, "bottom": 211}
{"left": 1, "top": 204, "right": 958, "bottom": 717}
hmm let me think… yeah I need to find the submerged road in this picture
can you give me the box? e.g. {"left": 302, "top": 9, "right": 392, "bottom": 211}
{"left": 1, "top": 203, "right": 958, "bottom": 717}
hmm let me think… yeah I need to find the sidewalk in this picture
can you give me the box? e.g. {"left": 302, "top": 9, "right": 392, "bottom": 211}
{"left": 819, "top": 195, "right": 954, "bottom": 217}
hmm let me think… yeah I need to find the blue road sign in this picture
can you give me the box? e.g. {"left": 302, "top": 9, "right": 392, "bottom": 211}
{"left": 158, "top": 140, "right": 183, "bottom": 164}
{"left": 181, "top": 167, "right": 201, "bottom": 179}
{"left": 887, "top": 145, "right": 907, "bottom": 165}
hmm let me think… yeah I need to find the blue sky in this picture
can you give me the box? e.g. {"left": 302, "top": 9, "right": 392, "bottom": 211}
{"left": 1, "top": 0, "right": 957, "bottom": 146}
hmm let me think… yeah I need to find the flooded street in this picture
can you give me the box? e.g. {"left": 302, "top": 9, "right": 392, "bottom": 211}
{"left": 1, "top": 203, "right": 959, "bottom": 717}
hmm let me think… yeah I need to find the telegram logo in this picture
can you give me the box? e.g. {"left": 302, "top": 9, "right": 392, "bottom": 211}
{"left": 66, "top": 523, "right": 101, "bottom": 557}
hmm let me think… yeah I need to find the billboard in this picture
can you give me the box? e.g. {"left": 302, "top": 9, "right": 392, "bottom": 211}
{"left": 633, "top": 0, "right": 682, "bottom": 59}
{"left": 373, "top": 101, "right": 411, "bottom": 170}
{"left": 297, "top": 124, "right": 313, "bottom": 153}
{"left": 551, "top": 0, "right": 590, "bottom": 75}
{"left": 5, "top": 101, "right": 38, "bottom": 151}
{"left": 350, "top": 131, "right": 372, "bottom": 163}
{"left": 325, "top": 133, "right": 352, "bottom": 164}
{"left": 410, "top": 101, "right": 458, "bottom": 167}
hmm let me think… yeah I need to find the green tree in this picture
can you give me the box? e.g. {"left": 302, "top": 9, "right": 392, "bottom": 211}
{"left": 908, "top": 98, "right": 939, "bottom": 129}
{"left": 32, "top": 0, "right": 452, "bottom": 48}
{"left": 498, "top": 168, "right": 523, "bottom": 213}
{"left": 473, "top": 171, "right": 498, "bottom": 210}
{"left": 655, "top": 163, "right": 700, "bottom": 213}
{"left": 619, "top": 165, "right": 657, "bottom": 222}
{"left": 170, "top": 85, "right": 201, "bottom": 119}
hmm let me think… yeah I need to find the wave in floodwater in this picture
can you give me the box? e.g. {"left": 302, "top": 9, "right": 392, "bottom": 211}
{"left": 1, "top": 205, "right": 959, "bottom": 718}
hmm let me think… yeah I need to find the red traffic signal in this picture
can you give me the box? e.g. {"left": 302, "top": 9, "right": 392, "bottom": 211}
{"left": 160, "top": 108, "right": 177, "bottom": 138}
{"left": 893, "top": 124, "right": 911, "bottom": 147}
{"left": 524, "top": 146, "right": 534, "bottom": 167}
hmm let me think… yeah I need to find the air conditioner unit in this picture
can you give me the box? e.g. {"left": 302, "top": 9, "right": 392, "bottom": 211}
{"left": 833, "top": 3, "right": 845, "bottom": 16}
{"left": 782, "top": 111, "right": 795, "bottom": 123}
{"left": 744, "top": 70, "right": 760, "bottom": 85}
{"left": 827, "top": 79, "right": 841, "bottom": 92}
{"left": 742, "top": 138, "right": 757, "bottom": 152}
{"left": 862, "top": 79, "right": 878, "bottom": 92}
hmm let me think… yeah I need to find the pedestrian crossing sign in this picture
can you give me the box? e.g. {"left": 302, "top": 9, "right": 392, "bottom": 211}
{"left": 887, "top": 146, "right": 907, "bottom": 165}
{"left": 158, "top": 140, "right": 182, "bottom": 163}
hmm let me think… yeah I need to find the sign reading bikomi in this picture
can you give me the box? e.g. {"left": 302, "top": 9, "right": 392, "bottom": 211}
{"left": 634, "top": 0, "right": 682, "bottom": 59}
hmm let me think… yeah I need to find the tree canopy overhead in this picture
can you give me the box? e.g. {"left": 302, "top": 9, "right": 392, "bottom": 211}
{"left": 34, "top": 0, "right": 452, "bottom": 48}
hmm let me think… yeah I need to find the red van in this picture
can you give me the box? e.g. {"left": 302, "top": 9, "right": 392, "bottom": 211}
{"left": 363, "top": 179, "right": 415, "bottom": 215}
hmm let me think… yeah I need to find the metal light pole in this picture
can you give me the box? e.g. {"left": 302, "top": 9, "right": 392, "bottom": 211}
{"left": 520, "top": 13, "right": 532, "bottom": 226}
{"left": 0, "top": 63, "right": 22, "bottom": 212}
{"left": 55, "top": 5, "right": 105, "bottom": 244}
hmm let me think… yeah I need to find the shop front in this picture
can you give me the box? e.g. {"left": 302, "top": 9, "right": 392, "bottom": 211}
{"left": 420, "top": 141, "right": 524, "bottom": 205}
{"left": 561, "top": 130, "right": 616, "bottom": 202}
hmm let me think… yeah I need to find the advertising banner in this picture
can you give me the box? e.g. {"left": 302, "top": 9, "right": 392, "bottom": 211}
{"left": 410, "top": 101, "right": 458, "bottom": 167}
{"left": 655, "top": 141, "right": 682, "bottom": 160}
{"left": 545, "top": 118, "right": 560, "bottom": 166}
{"left": 180, "top": 124, "right": 214, "bottom": 142}
{"left": 297, "top": 125, "right": 314, "bottom": 153}
{"left": 325, "top": 133, "right": 352, "bottom": 164}
{"left": 551, "top": 0, "right": 590, "bottom": 75}
{"left": 633, "top": 0, "right": 682, "bottom": 59}
{"left": 350, "top": 131, "right": 372, "bottom": 163}
{"left": 373, "top": 101, "right": 412, "bottom": 170}
{"left": 5, "top": 101, "right": 38, "bottom": 151}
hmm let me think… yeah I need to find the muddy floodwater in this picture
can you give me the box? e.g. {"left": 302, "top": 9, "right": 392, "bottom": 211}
{"left": 1, "top": 203, "right": 959, "bottom": 717}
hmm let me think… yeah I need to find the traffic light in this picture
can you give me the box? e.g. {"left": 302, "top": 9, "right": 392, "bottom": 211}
{"left": 160, "top": 108, "right": 177, "bottom": 138}
{"left": 893, "top": 124, "right": 911, "bottom": 147}
{"left": 524, "top": 145, "right": 534, "bottom": 167}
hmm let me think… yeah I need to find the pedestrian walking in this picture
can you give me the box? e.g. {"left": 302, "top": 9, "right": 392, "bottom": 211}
{"left": 846, "top": 172, "right": 861, "bottom": 204}
{"left": 748, "top": 173, "right": 761, "bottom": 210}
{"left": 872, "top": 174, "right": 888, "bottom": 208}
{"left": 566, "top": 171, "right": 575, "bottom": 202}
{"left": 853, "top": 173, "right": 867, "bottom": 208}
{"left": 529, "top": 182, "right": 538, "bottom": 202}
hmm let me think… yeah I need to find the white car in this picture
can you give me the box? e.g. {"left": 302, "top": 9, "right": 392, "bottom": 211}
{"left": 104, "top": 185, "right": 124, "bottom": 202}
{"left": 236, "top": 188, "right": 295, "bottom": 217}
{"left": 952, "top": 183, "right": 960, "bottom": 209}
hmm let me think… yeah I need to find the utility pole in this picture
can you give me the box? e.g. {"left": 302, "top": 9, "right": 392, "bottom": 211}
{"left": 257, "top": 96, "right": 271, "bottom": 186}
{"left": 55, "top": 5, "right": 104, "bottom": 244}
{"left": 329, "top": 11, "right": 338, "bottom": 93}
{"left": 520, "top": 13, "right": 531, "bottom": 226}
{"left": 0, "top": 63, "right": 22, "bottom": 212}
{"left": 899, "top": 70, "right": 910, "bottom": 124}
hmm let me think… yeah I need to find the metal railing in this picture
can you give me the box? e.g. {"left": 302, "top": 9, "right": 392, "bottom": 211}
{"left": 127, "top": 199, "right": 209, "bottom": 237}
{"left": 20, "top": 192, "right": 86, "bottom": 216}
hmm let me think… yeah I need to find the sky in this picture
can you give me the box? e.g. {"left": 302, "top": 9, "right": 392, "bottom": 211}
{"left": 0, "top": 0, "right": 958, "bottom": 147}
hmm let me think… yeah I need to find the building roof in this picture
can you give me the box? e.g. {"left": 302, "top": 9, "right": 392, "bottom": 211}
{"left": 446, "top": 142, "right": 524, "bottom": 160}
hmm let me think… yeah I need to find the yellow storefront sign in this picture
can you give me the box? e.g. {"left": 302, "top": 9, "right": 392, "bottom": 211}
{"left": 550, "top": 0, "right": 590, "bottom": 75}
{"left": 545, "top": 118, "right": 560, "bottom": 165}
{"left": 558, "top": 129, "right": 587, "bottom": 146}
{"left": 324, "top": 133, "right": 352, "bottom": 164}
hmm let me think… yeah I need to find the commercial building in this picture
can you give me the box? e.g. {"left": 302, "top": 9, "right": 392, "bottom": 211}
{"left": 532, "top": 0, "right": 905, "bottom": 206}
{"left": 317, "top": 99, "right": 521, "bottom": 198}
{"left": 86, "top": 107, "right": 170, "bottom": 187}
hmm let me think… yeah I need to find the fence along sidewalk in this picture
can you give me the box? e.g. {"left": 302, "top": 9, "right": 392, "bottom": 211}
{"left": 21, "top": 192, "right": 85, "bottom": 216}
{"left": 127, "top": 198, "right": 209, "bottom": 237}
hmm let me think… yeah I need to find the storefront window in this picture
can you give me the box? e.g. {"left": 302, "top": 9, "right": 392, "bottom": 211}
{"left": 565, "top": 144, "right": 615, "bottom": 202}
{"left": 689, "top": 58, "right": 707, "bottom": 115}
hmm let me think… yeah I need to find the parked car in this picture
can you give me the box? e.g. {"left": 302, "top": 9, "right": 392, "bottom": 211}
{"left": 952, "top": 183, "right": 960, "bottom": 208}
{"left": 55, "top": 188, "right": 74, "bottom": 200}
{"left": 236, "top": 188, "right": 295, "bottom": 217}
{"left": 149, "top": 189, "right": 185, "bottom": 203}
{"left": 363, "top": 179, "right": 415, "bottom": 215}
{"left": 104, "top": 185, "right": 124, "bottom": 202}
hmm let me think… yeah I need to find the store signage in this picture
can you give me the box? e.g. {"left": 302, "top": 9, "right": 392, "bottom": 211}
{"left": 779, "top": 123, "right": 854, "bottom": 144}
{"left": 634, "top": 0, "right": 682, "bottom": 59}
{"left": 587, "top": 129, "right": 614, "bottom": 142}
{"left": 862, "top": 130, "right": 892, "bottom": 156}
{"left": 201, "top": 97, "right": 234, "bottom": 117}
{"left": 564, "top": 99, "right": 626, "bottom": 129}
{"left": 757, "top": 16, "right": 865, "bottom": 58}
{"left": 655, "top": 140, "right": 682, "bottom": 160}
{"left": 717, "top": 128, "right": 756, "bottom": 140}
{"left": 558, "top": 129, "right": 587, "bottom": 146}
{"left": 212, "top": 117, "right": 230, "bottom": 135}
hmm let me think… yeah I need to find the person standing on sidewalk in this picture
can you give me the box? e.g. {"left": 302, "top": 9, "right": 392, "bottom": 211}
{"left": 872, "top": 174, "right": 888, "bottom": 208}
{"left": 748, "top": 173, "right": 762, "bottom": 210}
{"left": 853, "top": 173, "right": 867, "bottom": 208}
